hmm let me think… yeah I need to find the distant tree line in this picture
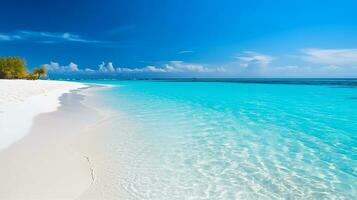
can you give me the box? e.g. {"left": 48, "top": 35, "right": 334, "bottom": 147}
{"left": 0, "top": 57, "right": 47, "bottom": 79}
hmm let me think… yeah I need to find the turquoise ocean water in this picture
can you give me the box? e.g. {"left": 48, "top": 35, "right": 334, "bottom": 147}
{"left": 82, "top": 79, "right": 357, "bottom": 199}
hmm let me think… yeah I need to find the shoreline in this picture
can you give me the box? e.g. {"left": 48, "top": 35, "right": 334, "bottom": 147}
{"left": 0, "top": 80, "right": 86, "bottom": 150}
{"left": 0, "top": 80, "right": 106, "bottom": 200}
{"left": 1, "top": 80, "right": 356, "bottom": 199}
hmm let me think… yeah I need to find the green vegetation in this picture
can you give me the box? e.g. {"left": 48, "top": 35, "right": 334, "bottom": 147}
{"left": 0, "top": 57, "right": 28, "bottom": 79}
{"left": 0, "top": 57, "right": 47, "bottom": 80}
{"left": 30, "top": 66, "right": 47, "bottom": 80}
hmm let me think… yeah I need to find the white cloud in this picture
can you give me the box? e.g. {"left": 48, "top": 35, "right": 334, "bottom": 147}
{"left": 96, "top": 61, "right": 225, "bottom": 74}
{"left": 163, "top": 61, "right": 224, "bottom": 73}
{"left": 84, "top": 68, "right": 95, "bottom": 72}
{"left": 0, "top": 34, "right": 12, "bottom": 41}
{"left": 60, "top": 32, "right": 100, "bottom": 43}
{"left": 98, "top": 62, "right": 107, "bottom": 72}
{"left": 115, "top": 67, "right": 132, "bottom": 72}
{"left": 43, "top": 57, "right": 357, "bottom": 77}
{"left": 178, "top": 50, "right": 194, "bottom": 54}
{"left": 145, "top": 65, "right": 167, "bottom": 72}
{"left": 301, "top": 48, "right": 357, "bottom": 65}
{"left": 0, "top": 30, "right": 101, "bottom": 43}
{"left": 235, "top": 51, "right": 274, "bottom": 66}
{"left": 0, "top": 33, "right": 24, "bottom": 41}
{"left": 67, "top": 62, "right": 79, "bottom": 71}
{"left": 44, "top": 62, "right": 61, "bottom": 71}
{"left": 160, "top": 61, "right": 224, "bottom": 73}
{"left": 98, "top": 62, "right": 133, "bottom": 73}
{"left": 98, "top": 62, "right": 118, "bottom": 72}
{"left": 107, "top": 62, "right": 116, "bottom": 72}
{"left": 44, "top": 62, "right": 80, "bottom": 72}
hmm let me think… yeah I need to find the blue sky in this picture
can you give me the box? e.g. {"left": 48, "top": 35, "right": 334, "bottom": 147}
{"left": 1, "top": 0, "right": 357, "bottom": 77}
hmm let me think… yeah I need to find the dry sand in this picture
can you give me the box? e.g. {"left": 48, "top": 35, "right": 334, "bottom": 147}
{"left": 0, "top": 80, "right": 104, "bottom": 200}
{"left": 0, "top": 80, "right": 85, "bottom": 149}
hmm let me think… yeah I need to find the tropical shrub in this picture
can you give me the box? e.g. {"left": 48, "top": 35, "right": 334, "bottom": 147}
{"left": 0, "top": 57, "right": 47, "bottom": 80}
{"left": 0, "top": 57, "right": 28, "bottom": 79}
{"left": 31, "top": 66, "right": 47, "bottom": 79}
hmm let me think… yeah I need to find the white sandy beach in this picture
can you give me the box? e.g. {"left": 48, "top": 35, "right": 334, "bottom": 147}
{"left": 0, "top": 80, "right": 102, "bottom": 200}
{"left": 0, "top": 80, "right": 85, "bottom": 150}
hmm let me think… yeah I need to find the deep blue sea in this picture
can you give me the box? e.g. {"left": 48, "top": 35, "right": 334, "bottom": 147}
{"left": 81, "top": 79, "right": 357, "bottom": 199}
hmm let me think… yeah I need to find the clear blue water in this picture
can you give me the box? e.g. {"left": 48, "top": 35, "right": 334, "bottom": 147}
{"left": 82, "top": 79, "right": 357, "bottom": 199}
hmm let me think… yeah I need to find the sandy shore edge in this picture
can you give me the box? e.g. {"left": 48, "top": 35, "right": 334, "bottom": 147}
{"left": 0, "top": 80, "right": 86, "bottom": 150}
{"left": 0, "top": 80, "right": 106, "bottom": 200}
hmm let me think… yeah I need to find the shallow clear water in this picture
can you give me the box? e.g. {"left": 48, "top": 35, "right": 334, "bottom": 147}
{"left": 82, "top": 79, "right": 357, "bottom": 199}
